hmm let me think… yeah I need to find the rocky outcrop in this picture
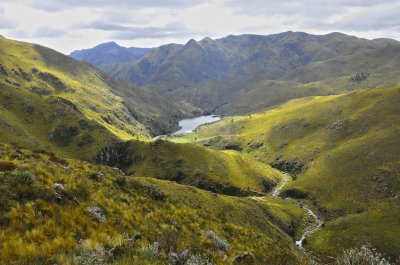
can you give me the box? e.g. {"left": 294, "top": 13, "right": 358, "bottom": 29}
{"left": 95, "top": 141, "right": 133, "bottom": 169}
{"left": 203, "top": 230, "right": 229, "bottom": 250}
{"left": 48, "top": 125, "right": 78, "bottom": 146}
{"left": 86, "top": 206, "right": 106, "bottom": 223}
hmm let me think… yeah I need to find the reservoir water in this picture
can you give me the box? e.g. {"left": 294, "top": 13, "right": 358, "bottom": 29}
{"left": 172, "top": 115, "right": 221, "bottom": 135}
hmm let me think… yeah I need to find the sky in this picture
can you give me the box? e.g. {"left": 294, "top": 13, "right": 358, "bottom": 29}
{"left": 0, "top": 0, "right": 399, "bottom": 54}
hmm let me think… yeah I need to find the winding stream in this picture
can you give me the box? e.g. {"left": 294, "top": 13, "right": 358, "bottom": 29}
{"left": 295, "top": 204, "right": 323, "bottom": 250}
{"left": 270, "top": 173, "right": 323, "bottom": 251}
{"left": 271, "top": 173, "right": 290, "bottom": 197}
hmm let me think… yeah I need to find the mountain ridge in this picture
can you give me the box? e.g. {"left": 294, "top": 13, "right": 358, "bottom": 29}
{"left": 73, "top": 31, "right": 398, "bottom": 116}
{"left": 70, "top": 41, "right": 152, "bottom": 67}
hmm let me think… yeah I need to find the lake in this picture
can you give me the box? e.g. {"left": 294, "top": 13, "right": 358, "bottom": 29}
{"left": 172, "top": 115, "right": 221, "bottom": 135}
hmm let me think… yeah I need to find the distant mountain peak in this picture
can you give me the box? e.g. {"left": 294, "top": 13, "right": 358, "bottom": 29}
{"left": 201, "top": 37, "right": 213, "bottom": 42}
{"left": 96, "top": 41, "right": 121, "bottom": 49}
{"left": 186, "top": 39, "right": 198, "bottom": 45}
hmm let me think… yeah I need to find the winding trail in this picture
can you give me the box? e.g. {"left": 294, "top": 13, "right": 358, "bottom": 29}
{"left": 271, "top": 173, "right": 323, "bottom": 251}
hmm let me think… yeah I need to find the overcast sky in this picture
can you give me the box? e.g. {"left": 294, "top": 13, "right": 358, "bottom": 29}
{"left": 0, "top": 0, "right": 399, "bottom": 54}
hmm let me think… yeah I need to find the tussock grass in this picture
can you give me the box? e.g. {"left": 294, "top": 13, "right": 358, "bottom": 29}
{"left": 173, "top": 86, "right": 400, "bottom": 261}
{"left": 0, "top": 143, "right": 308, "bottom": 264}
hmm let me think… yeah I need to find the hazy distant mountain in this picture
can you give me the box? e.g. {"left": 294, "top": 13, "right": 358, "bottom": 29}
{"left": 70, "top": 41, "right": 152, "bottom": 67}
{"left": 99, "top": 32, "right": 395, "bottom": 89}
{"left": 72, "top": 32, "right": 398, "bottom": 116}
{"left": 283, "top": 43, "right": 400, "bottom": 82}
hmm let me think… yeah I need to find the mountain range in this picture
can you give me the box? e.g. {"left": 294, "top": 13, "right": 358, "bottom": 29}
{"left": 0, "top": 31, "right": 399, "bottom": 264}
{"left": 70, "top": 41, "right": 152, "bottom": 67}
{"left": 71, "top": 31, "right": 399, "bottom": 115}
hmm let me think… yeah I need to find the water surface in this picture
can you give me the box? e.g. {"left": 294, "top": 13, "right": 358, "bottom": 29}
{"left": 172, "top": 115, "right": 220, "bottom": 135}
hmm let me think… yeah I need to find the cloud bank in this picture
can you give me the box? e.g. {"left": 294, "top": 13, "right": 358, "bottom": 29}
{"left": 0, "top": 0, "right": 398, "bottom": 53}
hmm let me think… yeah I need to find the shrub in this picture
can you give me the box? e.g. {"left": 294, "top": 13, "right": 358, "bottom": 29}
{"left": 86, "top": 206, "right": 106, "bottom": 223}
{"left": 149, "top": 186, "right": 166, "bottom": 201}
{"left": 335, "top": 245, "right": 391, "bottom": 265}
{"left": 203, "top": 230, "right": 229, "bottom": 251}
{"left": 158, "top": 229, "right": 180, "bottom": 253}
{"left": 139, "top": 242, "right": 160, "bottom": 260}
{"left": 76, "top": 245, "right": 112, "bottom": 265}
{"left": 48, "top": 125, "right": 78, "bottom": 147}
{"left": 11, "top": 170, "right": 36, "bottom": 186}
{"left": 186, "top": 252, "right": 214, "bottom": 265}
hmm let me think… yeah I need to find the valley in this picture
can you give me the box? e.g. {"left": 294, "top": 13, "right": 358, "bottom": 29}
{"left": 0, "top": 30, "right": 398, "bottom": 265}
{"left": 172, "top": 85, "right": 400, "bottom": 261}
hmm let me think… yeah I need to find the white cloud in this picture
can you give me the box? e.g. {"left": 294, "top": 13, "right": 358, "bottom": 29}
{"left": 0, "top": 0, "right": 398, "bottom": 54}
{"left": 33, "top": 26, "right": 66, "bottom": 38}
{"left": 0, "top": 6, "right": 17, "bottom": 29}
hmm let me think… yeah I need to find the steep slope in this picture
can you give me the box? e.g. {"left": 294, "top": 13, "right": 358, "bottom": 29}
{"left": 284, "top": 43, "right": 400, "bottom": 83}
{"left": 0, "top": 36, "right": 183, "bottom": 160}
{"left": 101, "top": 32, "right": 392, "bottom": 89}
{"left": 0, "top": 143, "right": 308, "bottom": 264}
{"left": 170, "top": 42, "right": 400, "bottom": 115}
{"left": 70, "top": 41, "right": 152, "bottom": 67}
{"left": 94, "top": 32, "right": 397, "bottom": 115}
{"left": 95, "top": 140, "right": 284, "bottom": 196}
{"left": 172, "top": 86, "right": 400, "bottom": 261}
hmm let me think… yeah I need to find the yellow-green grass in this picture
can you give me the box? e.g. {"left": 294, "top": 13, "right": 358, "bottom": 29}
{"left": 0, "top": 143, "right": 308, "bottom": 264}
{"left": 173, "top": 86, "right": 400, "bottom": 260}
{"left": 308, "top": 200, "right": 400, "bottom": 261}
{"left": 0, "top": 80, "right": 120, "bottom": 161}
{"left": 118, "top": 140, "right": 285, "bottom": 196}
{"left": 0, "top": 36, "right": 150, "bottom": 143}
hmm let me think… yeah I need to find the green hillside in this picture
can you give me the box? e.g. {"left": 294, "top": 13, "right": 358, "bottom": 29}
{"left": 171, "top": 43, "right": 400, "bottom": 115}
{"left": 0, "top": 143, "right": 308, "bottom": 264}
{"left": 96, "top": 32, "right": 398, "bottom": 116}
{"left": 173, "top": 86, "right": 400, "bottom": 261}
{"left": 96, "top": 139, "right": 285, "bottom": 196}
{"left": 1, "top": 33, "right": 399, "bottom": 265}
{"left": 0, "top": 36, "right": 185, "bottom": 160}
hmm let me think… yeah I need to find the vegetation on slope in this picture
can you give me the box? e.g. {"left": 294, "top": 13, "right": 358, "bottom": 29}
{"left": 95, "top": 32, "right": 398, "bottom": 116}
{"left": 95, "top": 139, "right": 284, "bottom": 196}
{"left": 172, "top": 86, "right": 400, "bottom": 261}
{"left": 101, "top": 32, "right": 393, "bottom": 91}
{"left": 0, "top": 143, "right": 308, "bottom": 265}
{"left": 0, "top": 36, "right": 184, "bottom": 156}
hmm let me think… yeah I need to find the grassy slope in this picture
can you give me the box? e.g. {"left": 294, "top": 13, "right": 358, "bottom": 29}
{"left": 100, "top": 33, "right": 399, "bottom": 116}
{"left": 0, "top": 36, "right": 187, "bottom": 162}
{"left": 284, "top": 43, "right": 400, "bottom": 83}
{"left": 0, "top": 143, "right": 307, "bottom": 264}
{"left": 0, "top": 36, "right": 149, "bottom": 161}
{"left": 1, "top": 37, "right": 150, "bottom": 138}
{"left": 172, "top": 86, "right": 400, "bottom": 260}
{"left": 0, "top": 79, "right": 120, "bottom": 160}
{"left": 98, "top": 139, "right": 285, "bottom": 196}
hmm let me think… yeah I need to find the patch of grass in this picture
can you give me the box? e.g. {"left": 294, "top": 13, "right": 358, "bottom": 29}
{"left": 173, "top": 86, "right": 400, "bottom": 260}
{"left": 97, "top": 139, "right": 285, "bottom": 196}
{"left": 0, "top": 36, "right": 183, "bottom": 161}
{"left": 0, "top": 143, "right": 308, "bottom": 264}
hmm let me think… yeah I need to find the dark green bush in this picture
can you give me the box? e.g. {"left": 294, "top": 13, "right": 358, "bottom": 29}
{"left": 11, "top": 170, "right": 36, "bottom": 186}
